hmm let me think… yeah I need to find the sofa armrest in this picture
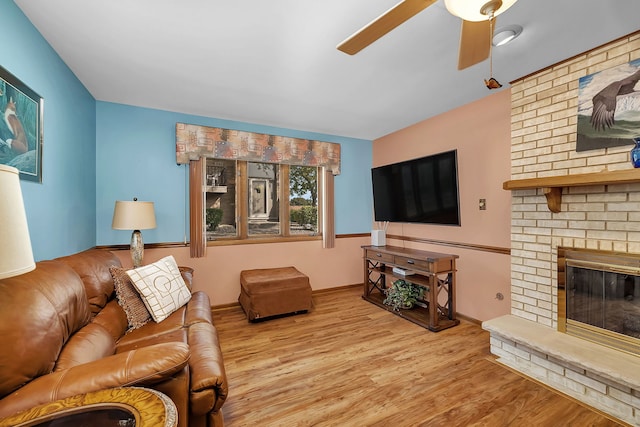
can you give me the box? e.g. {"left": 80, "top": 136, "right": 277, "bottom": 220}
{"left": 185, "top": 291, "right": 214, "bottom": 325}
{"left": 178, "top": 266, "right": 194, "bottom": 291}
{"left": 0, "top": 342, "right": 189, "bottom": 418}
{"left": 187, "top": 322, "right": 228, "bottom": 414}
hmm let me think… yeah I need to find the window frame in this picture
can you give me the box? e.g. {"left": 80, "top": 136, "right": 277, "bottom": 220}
{"left": 205, "top": 160, "right": 324, "bottom": 246}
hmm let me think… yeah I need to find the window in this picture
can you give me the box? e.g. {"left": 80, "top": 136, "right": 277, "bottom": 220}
{"left": 205, "top": 159, "right": 237, "bottom": 239}
{"left": 248, "top": 162, "right": 280, "bottom": 237}
{"left": 289, "top": 165, "right": 319, "bottom": 236}
{"left": 178, "top": 123, "right": 339, "bottom": 256}
{"left": 204, "top": 159, "right": 321, "bottom": 242}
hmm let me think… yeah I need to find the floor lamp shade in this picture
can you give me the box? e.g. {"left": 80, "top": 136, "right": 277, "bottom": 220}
{"left": 0, "top": 165, "right": 35, "bottom": 279}
{"left": 112, "top": 200, "right": 156, "bottom": 268}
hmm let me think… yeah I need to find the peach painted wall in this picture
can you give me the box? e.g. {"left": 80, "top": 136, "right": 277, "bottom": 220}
{"left": 373, "top": 90, "right": 513, "bottom": 321}
{"left": 111, "top": 236, "right": 369, "bottom": 307}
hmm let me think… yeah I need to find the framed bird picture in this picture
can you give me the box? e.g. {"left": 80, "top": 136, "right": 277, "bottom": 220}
{"left": 0, "top": 65, "right": 43, "bottom": 182}
{"left": 576, "top": 58, "right": 640, "bottom": 152}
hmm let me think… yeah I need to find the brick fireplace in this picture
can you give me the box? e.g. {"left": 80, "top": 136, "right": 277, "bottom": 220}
{"left": 483, "top": 32, "right": 640, "bottom": 425}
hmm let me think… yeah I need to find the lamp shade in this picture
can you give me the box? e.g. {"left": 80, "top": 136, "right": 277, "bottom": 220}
{"left": 0, "top": 165, "right": 35, "bottom": 279}
{"left": 444, "top": 0, "right": 518, "bottom": 21}
{"left": 112, "top": 200, "right": 157, "bottom": 231}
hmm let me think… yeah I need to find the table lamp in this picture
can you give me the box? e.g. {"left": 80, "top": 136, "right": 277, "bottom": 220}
{"left": 112, "top": 198, "right": 156, "bottom": 268}
{"left": 0, "top": 164, "right": 35, "bottom": 279}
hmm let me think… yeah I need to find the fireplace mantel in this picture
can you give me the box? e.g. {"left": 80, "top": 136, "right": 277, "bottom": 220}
{"left": 503, "top": 169, "right": 640, "bottom": 213}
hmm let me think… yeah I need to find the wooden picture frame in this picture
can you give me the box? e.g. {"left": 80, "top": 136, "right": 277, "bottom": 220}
{"left": 0, "top": 65, "right": 43, "bottom": 182}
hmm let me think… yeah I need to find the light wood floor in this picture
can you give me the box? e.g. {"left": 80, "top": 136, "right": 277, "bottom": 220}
{"left": 211, "top": 286, "right": 625, "bottom": 427}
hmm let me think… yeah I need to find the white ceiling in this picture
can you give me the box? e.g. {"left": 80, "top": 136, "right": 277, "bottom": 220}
{"left": 14, "top": 0, "right": 640, "bottom": 140}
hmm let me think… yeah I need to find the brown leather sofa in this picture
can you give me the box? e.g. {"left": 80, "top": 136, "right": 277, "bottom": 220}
{"left": 0, "top": 248, "right": 228, "bottom": 427}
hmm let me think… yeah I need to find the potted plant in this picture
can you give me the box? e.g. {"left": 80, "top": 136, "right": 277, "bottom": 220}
{"left": 206, "top": 208, "right": 223, "bottom": 231}
{"left": 383, "top": 279, "right": 426, "bottom": 311}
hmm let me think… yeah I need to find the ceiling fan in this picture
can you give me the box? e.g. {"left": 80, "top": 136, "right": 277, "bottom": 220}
{"left": 337, "top": 0, "right": 518, "bottom": 70}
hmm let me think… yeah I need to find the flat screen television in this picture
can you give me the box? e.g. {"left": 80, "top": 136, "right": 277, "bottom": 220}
{"left": 371, "top": 149, "right": 460, "bottom": 226}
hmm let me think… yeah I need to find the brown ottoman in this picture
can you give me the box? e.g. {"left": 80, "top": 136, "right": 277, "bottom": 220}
{"left": 239, "top": 267, "right": 312, "bottom": 321}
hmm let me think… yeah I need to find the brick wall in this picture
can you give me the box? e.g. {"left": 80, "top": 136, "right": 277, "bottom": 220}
{"left": 510, "top": 32, "right": 640, "bottom": 328}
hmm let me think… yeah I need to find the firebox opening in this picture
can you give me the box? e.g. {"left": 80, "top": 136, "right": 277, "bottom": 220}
{"left": 558, "top": 247, "right": 640, "bottom": 356}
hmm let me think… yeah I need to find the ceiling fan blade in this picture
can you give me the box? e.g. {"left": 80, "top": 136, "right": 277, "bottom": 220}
{"left": 457, "top": 19, "right": 491, "bottom": 70}
{"left": 337, "top": 0, "right": 437, "bottom": 55}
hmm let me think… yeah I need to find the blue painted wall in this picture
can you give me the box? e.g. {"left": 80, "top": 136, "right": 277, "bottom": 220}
{"left": 4, "top": 1, "right": 372, "bottom": 257}
{"left": 96, "top": 102, "right": 373, "bottom": 246}
{"left": 1, "top": 2, "right": 96, "bottom": 260}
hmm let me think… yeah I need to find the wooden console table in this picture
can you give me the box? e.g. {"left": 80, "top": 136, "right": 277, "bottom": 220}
{"left": 362, "top": 245, "right": 459, "bottom": 332}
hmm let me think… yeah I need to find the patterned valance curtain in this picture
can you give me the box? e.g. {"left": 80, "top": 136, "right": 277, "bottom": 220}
{"left": 176, "top": 123, "right": 341, "bottom": 175}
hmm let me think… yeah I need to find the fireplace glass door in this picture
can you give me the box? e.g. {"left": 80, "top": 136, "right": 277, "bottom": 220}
{"left": 559, "top": 247, "right": 640, "bottom": 355}
{"left": 565, "top": 264, "right": 640, "bottom": 337}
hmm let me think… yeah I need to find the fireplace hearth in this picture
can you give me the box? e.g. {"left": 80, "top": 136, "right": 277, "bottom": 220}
{"left": 558, "top": 247, "right": 640, "bottom": 356}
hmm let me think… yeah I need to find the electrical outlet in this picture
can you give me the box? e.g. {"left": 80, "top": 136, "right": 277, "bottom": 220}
{"left": 479, "top": 198, "right": 486, "bottom": 210}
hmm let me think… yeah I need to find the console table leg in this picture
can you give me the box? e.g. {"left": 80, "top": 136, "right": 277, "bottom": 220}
{"left": 428, "top": 276, "right": 438, "bottom": 330}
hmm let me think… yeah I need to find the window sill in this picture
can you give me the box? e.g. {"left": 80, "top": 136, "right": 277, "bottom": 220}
{"left": 206, "top": 235, "right": 322, "bottom": 246}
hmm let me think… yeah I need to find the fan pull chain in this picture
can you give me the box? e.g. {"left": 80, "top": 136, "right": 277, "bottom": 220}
{"left": 489, "top": 16, "right": 494, "bottom": 77}
{"left": 484, "top": 13, "right": 502, "bottom": 90}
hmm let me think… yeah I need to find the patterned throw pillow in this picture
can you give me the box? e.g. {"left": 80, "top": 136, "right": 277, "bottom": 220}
{"left": 109, "top": 265, "right": 152, "bottom": 330}
{"left": 126, "top": 256, "right": 192, "bottom": 323}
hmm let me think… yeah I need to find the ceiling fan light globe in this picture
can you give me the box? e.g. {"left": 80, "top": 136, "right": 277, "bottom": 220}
{"left": 444, "top": 0, "right": 518, "bottom": 22}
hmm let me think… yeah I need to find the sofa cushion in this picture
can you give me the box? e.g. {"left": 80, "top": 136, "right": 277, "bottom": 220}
{"left": 56, "top": 249, "right": 122, "bottom": 316}
{"left": 0, "top": 261, "right": 91, "bottom": 398}
{"left": 116, "top": 304, "right": 187, "bottom": 351}
{"left": 127, "top": 256, "right": 191, "bottom": 323}
{"left": 110, "top": 265, "right": 151, "bottom": 330}
{"left": 55, "top": 322, "right": 116, "bottom": 371}
{"left": 115, "top": 290, "right": 211, "bottom": 352}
